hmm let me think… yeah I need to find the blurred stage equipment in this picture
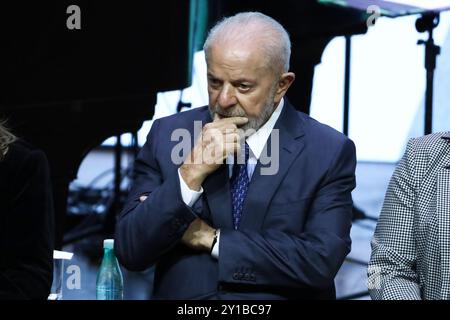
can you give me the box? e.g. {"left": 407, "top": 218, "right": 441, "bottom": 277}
{"left": 321, "top": 0, "right": 450, "bottom": 135}
{"left": 0, "top": 1, "right": 193, "bottom": 248}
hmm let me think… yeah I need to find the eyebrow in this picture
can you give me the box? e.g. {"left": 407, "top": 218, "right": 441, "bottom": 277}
{"left": 207, "top": 73, "right": 255, "bottom": 83}
{"left": 232, "top": 78, "right": 255, "bottom": 84}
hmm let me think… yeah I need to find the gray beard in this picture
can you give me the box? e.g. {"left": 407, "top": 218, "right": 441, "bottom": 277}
{"left": 209, "top": 89, "right": 277, "bottom": 133}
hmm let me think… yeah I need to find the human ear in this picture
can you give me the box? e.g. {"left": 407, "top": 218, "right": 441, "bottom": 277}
{"left": 275, "top": 72, "right": 295, "bottom": 101}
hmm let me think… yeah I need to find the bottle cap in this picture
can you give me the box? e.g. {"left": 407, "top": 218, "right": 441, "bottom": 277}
{"left": 103, "top": 239, "right": 114, "bottom": 249}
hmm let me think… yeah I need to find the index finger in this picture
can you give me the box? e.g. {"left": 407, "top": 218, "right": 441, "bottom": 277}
{"left": 214, "top": 116, "right": 249, "bottom": 126}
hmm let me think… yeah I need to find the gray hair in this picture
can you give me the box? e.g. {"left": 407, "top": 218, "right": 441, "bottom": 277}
{"left": 203, "top": 12, "right": 291, "bottom": 73}
{"left": 0, "top": 121, "right": 16, "bottom": 160}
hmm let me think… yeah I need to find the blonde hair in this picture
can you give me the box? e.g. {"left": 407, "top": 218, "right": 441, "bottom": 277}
{"left": 0, "top": 121, "right": 16, "bottom": 160}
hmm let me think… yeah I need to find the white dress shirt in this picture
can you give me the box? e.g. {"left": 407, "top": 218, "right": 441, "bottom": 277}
{"left": 177, "top": 98, "right": 285, "bottom": 258}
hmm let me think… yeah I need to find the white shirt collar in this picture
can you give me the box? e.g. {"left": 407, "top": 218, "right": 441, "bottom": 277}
{"left": 247, "top": 98, "right": 284, "bottom": 160}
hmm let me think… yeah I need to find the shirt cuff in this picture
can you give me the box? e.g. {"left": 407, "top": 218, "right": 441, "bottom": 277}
{"left": 211, "top": 229, "right": 220, "bottom": 259}
{"left": 178, "top": 168, "right": 203, "bottom": 207}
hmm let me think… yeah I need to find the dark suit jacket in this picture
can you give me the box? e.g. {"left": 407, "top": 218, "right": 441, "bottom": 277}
{"left": 0, "top": 140, "right": 54, "bottom": 299}
{"left": 115, "top": 101, "right": 356, "bottom": 299}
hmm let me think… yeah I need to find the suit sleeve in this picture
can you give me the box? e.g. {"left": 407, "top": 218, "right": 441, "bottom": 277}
{"left": 218, "top": 138, "right": 356, "bottom": 289}
{"left": 368, "top": 139, "right": 422, "bottom": 300}
{"left": 0, "top": 149, "right": 54, "bottom": 300}
{"left": 115, "top": 119, "right": 198, "bottom": 271}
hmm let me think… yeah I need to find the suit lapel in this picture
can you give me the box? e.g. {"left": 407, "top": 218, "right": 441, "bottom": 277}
{"left": 437, "top": 135, "right": 450, "bottom": 298}
{"left": 240, "top": 101, "right": 305, "bottom": 230}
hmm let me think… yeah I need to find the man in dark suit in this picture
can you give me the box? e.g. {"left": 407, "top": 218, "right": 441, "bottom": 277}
{"left": 115, "top": 12, "right": 356, "bottom": 299}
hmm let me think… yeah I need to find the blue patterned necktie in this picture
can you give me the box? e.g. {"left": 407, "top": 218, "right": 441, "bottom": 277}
{"left": 230, "top": 142, "right": 250, "bottom": 230}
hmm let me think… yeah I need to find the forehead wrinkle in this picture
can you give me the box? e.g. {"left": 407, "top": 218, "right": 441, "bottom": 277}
{"left": 208, "top": 44, "right": 270, "bottom": 79}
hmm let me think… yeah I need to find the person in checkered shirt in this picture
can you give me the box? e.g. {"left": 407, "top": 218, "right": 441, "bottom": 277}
{"left": 368, "top": 132, "right": 450, "bottom": 300}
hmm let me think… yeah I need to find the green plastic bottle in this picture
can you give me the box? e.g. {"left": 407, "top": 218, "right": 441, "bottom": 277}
{"left": 96, "top": 239, "right": 124, "bottom": 300}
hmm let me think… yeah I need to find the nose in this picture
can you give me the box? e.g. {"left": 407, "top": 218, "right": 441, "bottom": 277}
{"left": 217, "top": 85, "right": 237, "bottom": 109}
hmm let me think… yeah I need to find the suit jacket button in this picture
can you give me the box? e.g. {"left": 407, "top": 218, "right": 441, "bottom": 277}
{"left": 233, "top": 273, "right": 239, "bottom": 280}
